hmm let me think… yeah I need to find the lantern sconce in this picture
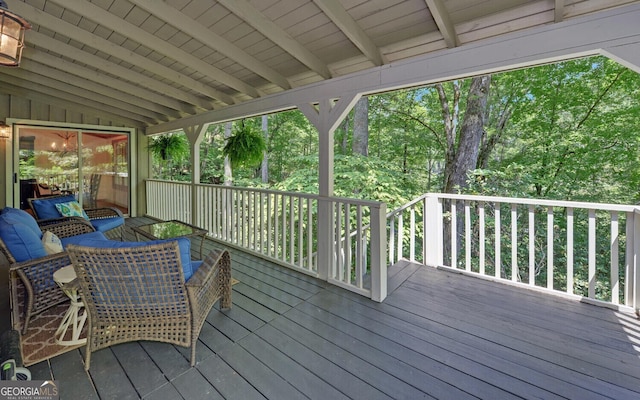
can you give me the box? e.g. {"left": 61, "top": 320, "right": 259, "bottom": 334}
{"left": 0, "top": 122, "right": 10, "bottom": 139}
{"left": 0, "top": 0, "right": 30, "bottom": 67}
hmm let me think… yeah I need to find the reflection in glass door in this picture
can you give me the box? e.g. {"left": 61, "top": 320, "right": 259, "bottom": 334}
{"left": 15, "top": 126, "right": 129, "bottom": 215}
{"left": 80, "top": 132, "right": 129, "bottom": 213}
{"left": 17, "top": 128, "right": 78, "bottom": 210}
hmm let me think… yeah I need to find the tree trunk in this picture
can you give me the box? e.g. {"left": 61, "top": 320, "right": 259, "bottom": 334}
{"left": 443, "top": 76, "right": 492, "bottom": 192}
{"left": 352, "top": 97, "right": 369, "bottom": 156}
{"left": 438, "top": 76, "right": 492, "bottom": 267}
{"left": 261, "top": 115, "right": 269, "bottom": 183}
{"left": 341, "top": 115, "right": 350, "bottom": 154}
{"left": 224, "top": 122, "right": 233, "bottom": 186}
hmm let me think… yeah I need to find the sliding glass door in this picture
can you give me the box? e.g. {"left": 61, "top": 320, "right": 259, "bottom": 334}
{"left": 14, "top": 125, "right": 130, "bottom": 215}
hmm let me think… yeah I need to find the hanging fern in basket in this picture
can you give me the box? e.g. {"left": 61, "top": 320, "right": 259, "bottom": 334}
{"left": 223, "top": 122, "right": 266, "bottom": 168}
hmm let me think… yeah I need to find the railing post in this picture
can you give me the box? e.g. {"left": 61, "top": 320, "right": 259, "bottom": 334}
{"left": 370, "top": 203, "right": 387, "bottom": 302}
{"left": 423, "top": 195, "right": 443, "bottom": 267}
{"left": 317, "top": 197, "right": 333, "bottom": 281}
{"left": 631, "top": 209, "right": 640, "bottom": 314}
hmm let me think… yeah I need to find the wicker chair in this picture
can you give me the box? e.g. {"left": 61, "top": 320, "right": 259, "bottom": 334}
{"left": 0, "top": 215, "right": 98, "bottom": 334}
{"left": 66, "top": 241, "right": 232, "bottom": 370}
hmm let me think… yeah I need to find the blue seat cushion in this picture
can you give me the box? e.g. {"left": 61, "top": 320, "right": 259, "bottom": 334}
{"left": 30, "top": 195, "right": 77, "bottom": 220}
{"left": 60, "top": 231, "right": 108, "bottom": 247}
{"left": 74, "top": 237, "right": 198, "bottom": 281}
{"left": 0, "top": 208, "right": 47, "bottom": 262}
{"left": 90, "top": 216, "right": 124, "bottom": 233}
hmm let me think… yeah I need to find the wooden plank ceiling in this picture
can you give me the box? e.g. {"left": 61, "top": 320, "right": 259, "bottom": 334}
{"left": 0, "top": 0, "right": 637, "bottom": 129}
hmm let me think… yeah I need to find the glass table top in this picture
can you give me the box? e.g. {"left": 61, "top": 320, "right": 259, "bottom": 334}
{"left": 135, "top": 220, "right": 205, "bottom": 239}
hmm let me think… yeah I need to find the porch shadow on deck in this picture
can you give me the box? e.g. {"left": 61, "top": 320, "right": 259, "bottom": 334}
{"left": 11, "top": 217, "right": 640, "bottom": 399}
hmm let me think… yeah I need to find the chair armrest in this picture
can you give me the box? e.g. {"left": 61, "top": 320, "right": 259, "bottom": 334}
{"left": 10, "top": 252, "right": 72, "bottom": 312}
{"left": 38, "top": 218, "right": 96, "bottom": 238}
{"left": 10, "top": 251, "right": 71, "bottom": 278}
{"left": 37, "top": 216, "right": 81, "bottom": 226}
{"left": 85, "top": 207, "right": 123, "bottom": 220}
{"left": 186, "top": 249, "right": 232, "bottom": 319}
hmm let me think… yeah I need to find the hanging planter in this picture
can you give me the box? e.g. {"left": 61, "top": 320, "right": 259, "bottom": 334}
{"left": 147, "top": 133, "right": 189, "bottom": 161}
{"left": 223, "top": 122, "right": 266, "bottom": 168}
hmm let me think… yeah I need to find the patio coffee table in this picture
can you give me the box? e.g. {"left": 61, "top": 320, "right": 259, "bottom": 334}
{"left": 132, "top": 220, "right": 208, "bottom": 259}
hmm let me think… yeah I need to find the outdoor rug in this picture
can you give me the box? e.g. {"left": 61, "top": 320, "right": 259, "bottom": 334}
{"left": 18, "top": 302, "right": 86, "bottom": 367}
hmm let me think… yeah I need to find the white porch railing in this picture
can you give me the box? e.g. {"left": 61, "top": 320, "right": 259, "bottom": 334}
{"left": 145, "top": 180, "right": 387, "bottom": 301}
{"left": 387, "top": 193, "right": 640, "bottom": 313}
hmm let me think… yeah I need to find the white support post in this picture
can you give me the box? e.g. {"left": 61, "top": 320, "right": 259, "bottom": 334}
{"left": 423, "top": 195, "right": 443, "bottom": 267}
{"left": 184, "top": 124, "right": 206, "bottom": 227}
{"left": 370, "top": 203, "right": 387, "bottom": 302}
{"left": 297, "top": 93, "right": 361, "bottom": 282}
{"left": 633, "top": 209, "right": 640, "bottom": 314}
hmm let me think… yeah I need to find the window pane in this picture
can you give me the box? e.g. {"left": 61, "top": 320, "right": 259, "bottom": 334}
{"left": 81, "top": 132, "right": 129, "bottom": 214}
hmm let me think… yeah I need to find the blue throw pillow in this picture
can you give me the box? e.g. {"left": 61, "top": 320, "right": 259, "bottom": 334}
{"left": 73, "top": 237, "right": 196, "bottom": 280}
{"left": 30, "top": 195, "right": 77, "bottom": 220}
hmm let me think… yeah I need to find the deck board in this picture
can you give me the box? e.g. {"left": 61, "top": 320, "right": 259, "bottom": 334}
{"left": 325, "top": 270, "right": 640, "bottom": 399}
{"left": 216, "top": 344, "right": 307, "bottom": 400}
{"left": 9, "top": 216, "right": 640, "bottom": 399}
{"left": 85, "top": 346, "right": 139, "bottom": 399}
{"left": 296, "top": 298, "right": 514, "bottom": 400}
{"left": 253, "top": 324, "right": 393, "bottom": 400}
{"left": 281, "top": 306, "right": 472, "bottom": 400}
{"left": 169, "top": 367, "right": 223, "bottom": 400}
{"left": 397, "top": 269, "right": 640, "bottom": 380}
{"left": 49, "top": 350, "right": 98, "bottom": 400}
{"left": 238, "top": 333, "right": 352, "bottom": 400}
{"left": 196, "top": 355, "right": 266, "bottom": 400}
{"left": 110, "top": 342, "right": 169, "bottom": 398}
{"left": 143, "top": 382, "right": 183, "bottom": 400}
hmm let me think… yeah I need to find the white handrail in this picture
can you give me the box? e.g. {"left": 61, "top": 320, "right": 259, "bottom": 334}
{"left": 386, "top": 193, "right": 639, "bottom": 313}
{"left": 146, "top": 180, "right": 387, "bottom": 301}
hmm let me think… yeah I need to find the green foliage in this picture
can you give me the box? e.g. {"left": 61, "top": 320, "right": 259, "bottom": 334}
{"left": 223, "top": 122, "right": 266, "bottom": 169}
{"left": 272, "top": 154, "right": 416, "bottom": 210}
{"left": 148, "top": 133, "right": 189, "bottom": 162}
{"left": 148, "top": 132, "right": 190, "bottom": 180}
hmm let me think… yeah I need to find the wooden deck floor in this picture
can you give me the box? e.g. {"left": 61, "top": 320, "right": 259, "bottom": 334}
{"left": 6, "top": 217, "right": 640, "bottom": 399}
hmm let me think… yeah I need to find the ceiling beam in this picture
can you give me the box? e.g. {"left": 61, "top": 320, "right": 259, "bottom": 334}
{"left": 129, "top": 0, "right": 291, "bottom": 91}
{"left": 25, "top": 31, "right": 207, "bottom": 112}
{"left": 23, "top": 50, "right": 182, "bottom": 119}
{"left": 217, "top": 0, "right": 332, "bottom": 79}
{"left": 0, "top": 70, "right": 157, "bottom": 124}
{"left": 0, "top": 77, "right": 151, "bottom": 126}
{"left": 312, "top": 0, "right": 384, "bottom": 65}
{"left": 425, "top": 0, "right": 459, "bottom": 48}
{"left": 9, "top": 61, "right": 168, "bottom": 122}
{"left": 12, "top": 1, "right": 226, "bottom": 107}
{"left": 53, "top": 0, "right": 258, "bottom": 100}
